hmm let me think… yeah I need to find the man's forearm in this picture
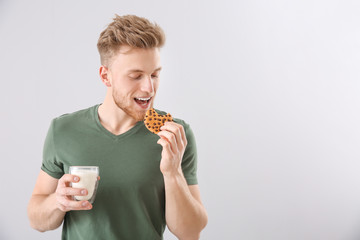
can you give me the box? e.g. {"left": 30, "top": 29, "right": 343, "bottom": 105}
{"left": 27, "top": 193, "right": 65, "bottom": 232}
{"left": 164, "top": 172, "right": 208, "bottom": 240}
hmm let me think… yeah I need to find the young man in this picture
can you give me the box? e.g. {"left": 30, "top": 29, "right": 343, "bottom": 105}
{"left": 27, "top": 15, "right": 208, "bottom": 240}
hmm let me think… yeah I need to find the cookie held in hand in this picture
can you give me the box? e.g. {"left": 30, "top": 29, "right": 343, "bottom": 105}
{"left": 144, "top": 108, "right": 173, "bottom": 134}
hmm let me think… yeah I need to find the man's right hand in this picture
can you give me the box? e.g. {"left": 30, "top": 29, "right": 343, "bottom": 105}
{"left": 55, "top": 174, "right": 92, "bottom": 212}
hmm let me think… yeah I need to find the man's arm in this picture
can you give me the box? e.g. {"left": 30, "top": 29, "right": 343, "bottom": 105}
{"left": 164, "top": 179, "right": 208, "bottom": 240}
{"left": 27, "top": 170, "right": 92, "bottom": 232}
{"left": 157, "top": 122, "right": 208, "bottom": 240}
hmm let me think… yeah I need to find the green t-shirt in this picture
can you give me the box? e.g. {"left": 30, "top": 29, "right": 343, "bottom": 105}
{"left": 41, "top": 104, "right": 198, "bottom": 240}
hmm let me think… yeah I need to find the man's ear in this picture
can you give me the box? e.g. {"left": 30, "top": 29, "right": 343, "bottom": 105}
{"left": 99, "top": 66, "right": 112, "bottom": 87}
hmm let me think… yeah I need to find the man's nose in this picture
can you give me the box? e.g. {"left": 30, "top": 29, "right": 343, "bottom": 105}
{"left": 140, "top": 76, "right": 154, "bottom": 93}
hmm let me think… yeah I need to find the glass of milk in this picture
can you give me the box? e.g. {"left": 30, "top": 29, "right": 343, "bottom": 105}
{"left": 69, "top": 166, "right": 99, "bottom": 204}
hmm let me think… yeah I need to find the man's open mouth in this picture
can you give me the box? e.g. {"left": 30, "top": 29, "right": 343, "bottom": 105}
{"left": 134, "top": 97, "right": 152, "bottom": 108}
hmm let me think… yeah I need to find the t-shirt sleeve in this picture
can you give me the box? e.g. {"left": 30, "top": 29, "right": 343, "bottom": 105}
{"left": 181, "top": 123, "right": 198, "bottom": 185}
{"left": 41, "top": 119, "right": 64, "bottom": 179}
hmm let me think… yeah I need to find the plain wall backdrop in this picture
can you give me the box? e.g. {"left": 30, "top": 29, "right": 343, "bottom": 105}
{"left": 1, "top": 0, "right": 360, "bottom": 239}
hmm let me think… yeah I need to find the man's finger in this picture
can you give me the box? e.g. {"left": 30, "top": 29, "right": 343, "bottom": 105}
{"left": 59, "top": 174, "right": 80, "bottom": 186}
{"left": 157, "top": 131, "right": 177, "bottom": 153}
{"left": 57, "top": 187, "right": 88, "bottom": 197}
{"left": 58, "top": 197, "right": 93, "bottom": 211}
{"left": 157, "top": 137, "right": 174, "bottom": 156}
{"left": 160, "top": 122, "right": 187, "bottom": 150}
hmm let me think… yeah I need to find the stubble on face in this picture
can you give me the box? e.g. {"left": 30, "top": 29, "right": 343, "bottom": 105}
{"left": 112, "top": 87, "right": 154, "bottom": 122}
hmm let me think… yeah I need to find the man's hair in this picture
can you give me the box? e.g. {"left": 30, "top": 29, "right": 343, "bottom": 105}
{"left": 97, "top": 14, "right": 165, "bottom": 66}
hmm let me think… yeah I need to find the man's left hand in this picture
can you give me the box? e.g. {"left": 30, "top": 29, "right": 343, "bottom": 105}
{"left": 157, "top": 122, "right": 187, "bottom": 177}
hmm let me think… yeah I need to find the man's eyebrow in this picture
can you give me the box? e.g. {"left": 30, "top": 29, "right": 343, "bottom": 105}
{"left": 127, "top": 67, "right": 162, "bottom": 73}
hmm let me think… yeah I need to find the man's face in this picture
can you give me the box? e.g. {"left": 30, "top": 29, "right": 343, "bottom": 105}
{"left": 107, "top": 46, "right": 161, "bottom": 121}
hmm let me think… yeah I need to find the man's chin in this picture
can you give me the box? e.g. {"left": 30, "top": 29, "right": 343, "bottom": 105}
{"left": 132, "top": 103, "right": 154, "bottom": 121}
{"left": 124, "top": 108, "right": 147, "bottom": 122}
{"left": 133, "top": 112, "right": 146, "bottom": 122}
{"left": 113, "top": 99, "right": 151, "bottom": 121}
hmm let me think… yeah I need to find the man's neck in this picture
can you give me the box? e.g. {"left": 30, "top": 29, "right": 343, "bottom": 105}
{"left": 97, "top": 94, "right": 138, "bottom": 136}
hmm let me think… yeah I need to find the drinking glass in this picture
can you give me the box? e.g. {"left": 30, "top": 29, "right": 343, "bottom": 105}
{"left": 69, "top": 166, "right": 99, "bottom": 204}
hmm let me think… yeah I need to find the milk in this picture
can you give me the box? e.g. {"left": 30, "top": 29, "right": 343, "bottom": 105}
{"left": 69, "top": 167, "right": 99, "bottom": 203}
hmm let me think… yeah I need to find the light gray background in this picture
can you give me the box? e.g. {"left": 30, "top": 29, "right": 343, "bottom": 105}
{"left": 1, "top": 0, "right": 359, "bottom": 239}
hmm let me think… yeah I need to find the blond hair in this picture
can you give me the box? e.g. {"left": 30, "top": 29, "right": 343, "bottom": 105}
{"left": 97, "top": 14, "right": 165, "bottom": 66}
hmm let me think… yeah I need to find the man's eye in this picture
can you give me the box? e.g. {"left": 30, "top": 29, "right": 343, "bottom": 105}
{"left": 130, "top": 75, "right": 142, "bottom": 80}
{"left": 151, "top": 75, "right": 159, "bottom": 79}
